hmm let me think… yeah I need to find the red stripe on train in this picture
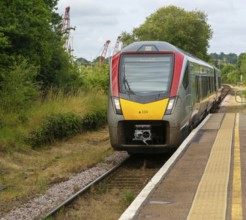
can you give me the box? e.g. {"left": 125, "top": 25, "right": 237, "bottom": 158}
{"left": 170, "top": 52, "right": 184, "bottom": 97}
{"left": 111, "top": 53, "right": 121, "bottom": 97}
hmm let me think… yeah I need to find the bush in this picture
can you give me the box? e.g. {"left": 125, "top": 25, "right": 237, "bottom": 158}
{"left": 26, "top": 109, "right": 107, "bottom": 148}
{"left": 82, "top": 109, "right": 107, "bottom": 130}
{"left": 26, "top": 113, "right": 82, "bottom": 148}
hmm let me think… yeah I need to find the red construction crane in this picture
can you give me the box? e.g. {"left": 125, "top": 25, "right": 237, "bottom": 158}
{"left": 62, "top": 6, "right": 75, "bottom": 54}
{"left": 113, "top": 36, "right": 121, "bottom": 55}
{"left": 99, "top": 40, "right": 111, "bottom": 65}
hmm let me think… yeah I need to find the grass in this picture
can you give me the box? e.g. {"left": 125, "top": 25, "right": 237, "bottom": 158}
{"left": 0, "top": 90, "right": 107, "bottom": 148}
{"left": 54, "top": 182, "right": 137, "bottom": 220}
{"left": 54, "top": 188, "right": 132, "bottom": 220}
{"left": 123, "top": 190, "right": 136, "bottom": 205}
{"left": 0, "top": 128, "right": 113, "bottom": 217}
{"left": 0, "top": 90, "right": 112, "bottom": 217}
{"left": 26, "top": 90, "right": 107, "bottom": 131}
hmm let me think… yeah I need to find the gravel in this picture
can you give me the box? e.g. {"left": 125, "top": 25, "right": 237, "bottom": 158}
{"left": 0, "top": 151, "right": 128, "bottom": 220}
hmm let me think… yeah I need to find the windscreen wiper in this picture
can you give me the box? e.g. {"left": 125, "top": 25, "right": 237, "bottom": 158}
{"left": 122, "top": 66, "right": 135, "bottom": 95}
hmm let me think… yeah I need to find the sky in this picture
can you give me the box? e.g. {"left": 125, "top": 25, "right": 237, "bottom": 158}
{"left": 57, "top": 0, "right": 245, "bottom": 61}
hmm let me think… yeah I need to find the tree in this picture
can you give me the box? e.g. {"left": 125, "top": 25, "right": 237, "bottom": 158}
{"left": 76, "top": 57, "right": 91, "bottom": 65}
{"left": 227, "top": 53, "right": 238, "bottom": 65}
{"left": 209, "top": 53, "right": 238, "bottom": 69}
{"left": 0, "top": 59, "right": 39, "bottom": 112}
{"left": 121, "top": 6, "right": 213, "bottom": 60}
{"left": 0, "top": 0, "right": 81, "bottom": 91}
{"left": 221, "top": 64, "right": 238, "bottom": 84}
{"left": 238, "top": 53, "right": 246, "bottom": 84}
{"left": 82, "top": 64, "right": 110, "bottom": 94}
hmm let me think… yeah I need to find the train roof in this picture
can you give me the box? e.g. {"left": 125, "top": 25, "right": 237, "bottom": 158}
{"left": 121, "top": 41, "right": 179, "bottom": 53}
{"left": 121, "top": 41, "right": 214, "bottom": 68}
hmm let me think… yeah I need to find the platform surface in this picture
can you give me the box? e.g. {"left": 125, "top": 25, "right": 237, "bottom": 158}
{"left": 120, "top": 112, "right": 246, "bottom": 220}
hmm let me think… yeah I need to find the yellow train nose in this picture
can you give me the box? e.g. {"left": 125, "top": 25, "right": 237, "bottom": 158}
{"left": 120, "top": 98, "right": 169, "bottom": 120}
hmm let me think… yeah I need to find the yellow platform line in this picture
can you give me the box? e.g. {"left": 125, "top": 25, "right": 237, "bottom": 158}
{"left": 231, "top": 113, "right": 243, "bottom": 220}
{"left": 187, "top": 113, "right": 235, "bottom": 220}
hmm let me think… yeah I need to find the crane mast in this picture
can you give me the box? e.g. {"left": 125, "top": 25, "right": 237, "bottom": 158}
{"left": 99, "top": 40, "right": 111, "bottom": 66}
{"left": 113, "top": 36, "right": 121, "bottom": 55}
{"left": 62, "top": 6, "right": 74, "bottom": 54}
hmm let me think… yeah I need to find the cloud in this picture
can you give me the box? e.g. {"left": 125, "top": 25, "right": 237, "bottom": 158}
{"left": 58, "top": 0, "right": 246, "bottom": 60}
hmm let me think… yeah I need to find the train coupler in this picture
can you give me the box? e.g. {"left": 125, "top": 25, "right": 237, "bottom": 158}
{"left": 133, "top": 125, "right": 151, "bottom": 145}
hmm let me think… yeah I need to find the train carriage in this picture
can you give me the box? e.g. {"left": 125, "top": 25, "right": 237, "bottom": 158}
{"left": 108, "top": 41, "right": 221, "bottom": 153}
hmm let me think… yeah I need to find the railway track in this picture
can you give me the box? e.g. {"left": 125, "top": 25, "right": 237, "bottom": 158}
{"left": 42, "top": 155, "right": 129, "bottom": 219}
{"left": 42, "top": 86, "right": 233, "bottom": 219}
{"left": 44, "top": 153, "right": 173, "bottom": 220}
{"left": 103, "top": 154, "right": 171, "bottom": 191}
{"left": 221, "top": 84, "right": 231, "bottom": 98}
{"left": 217, "top": 85, "right": 246, "bottom": 113}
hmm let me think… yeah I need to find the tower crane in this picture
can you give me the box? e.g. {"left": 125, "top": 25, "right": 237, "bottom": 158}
{"left": 99, "top": 40, "right": 111, "bottom": 66}
{"left": 113, "top": 36, "right": 121, "bottom": 55}
{"left": 62, "top": 6, "right": 75, "bottom": 54}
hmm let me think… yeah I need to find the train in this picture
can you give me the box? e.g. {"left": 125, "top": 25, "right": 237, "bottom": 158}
{"left": 107, "top": 41, "right": 222, "bottom": 154}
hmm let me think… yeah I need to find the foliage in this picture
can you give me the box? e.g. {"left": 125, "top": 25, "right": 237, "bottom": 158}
{"left": 81, "top": 109, "right": 107, "bottom": 130}
{"left": 0, "top": 59, "right": 39, "bottom": 112}
{"left": 123, "top": 191, "right": 135, "bottom": 205}
{"left": 121, "top": 6, "right": 213, "bottom": 60}
{"left": 0, "top": 0, "right": 82, "bottom": 92}
{"left": 82, "top": 64, "right": 110, "bottom": 94}
{"left": 26, "top": 113, "right": 82, "bottom": 148}
{"left": 121, "top": 31, "right": 136, "bottom": 48}
{"left": 210, "top": 52, "right": 238, "bottom": 65}
{"left": 221, "top": 64, "right": 239, "bottom": 84}
{"left": 26, "top": 108, "right": 107, "bottom": 148}
{"left": 238, "top": 54, "right": 246, "bottom": 84}
{"left": 210, "top": 53, "right": 246, "bottom": 85}
{"left": 209, "top": 52, "right": 238, "bottom": 69}
{"left": 75, "top": 57, "right": 91, "bottom": 65}
{"left": 220, "top": 53, "right": 246, "bottom": 85}
{"left": 46, "top": 48, "right": 83, "bottom": 92}
{"left": 0, "top": 88, "right": 107, "bottom": 151}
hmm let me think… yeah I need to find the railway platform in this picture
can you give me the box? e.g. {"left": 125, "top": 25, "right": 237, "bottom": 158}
{"left": 120, "top": 95, "right": 246, "bottom": 219}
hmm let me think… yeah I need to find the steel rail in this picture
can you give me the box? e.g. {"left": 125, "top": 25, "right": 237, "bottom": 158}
{"left": 42, "top": 155, "right": 129, "bottom": 219}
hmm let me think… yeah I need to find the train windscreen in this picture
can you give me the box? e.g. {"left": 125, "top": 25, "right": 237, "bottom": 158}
{"left": 119, "top": 54, "right": 174, "bottom": 96}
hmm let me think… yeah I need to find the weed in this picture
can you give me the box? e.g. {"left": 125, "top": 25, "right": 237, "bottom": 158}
{"left": 123, "top": 190, "right": 135, "bottom": 205}
{"left": 97, "top": 182, "right": 109, "bottom": 194}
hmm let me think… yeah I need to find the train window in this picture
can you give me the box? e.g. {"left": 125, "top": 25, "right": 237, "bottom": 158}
{"left": 200, "top": 76, "right": 208, "bottom": 98}
{"left": 195, "top": 75, "right": 200, "bottom": 101}
{"left": 119, "top": 54, "right": 174, "bottom": 96}
{"left": 182, "top": 65, "right": 189, "bottom": 89}
{"left": 218, "top": 77, "right": 222, "bottom": 88}
{"left": 214, "top": 71, "right": 217, "bottom": 91}
{"left": 210, "top": 76, "right": 215, "bottom": 92}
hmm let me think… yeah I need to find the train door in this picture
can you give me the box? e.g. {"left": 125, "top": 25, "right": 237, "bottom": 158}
{"left": 179, "top": 62, "right": 192, "bottom": 137}
{"left": 182, "top": 63, "right": 192, "bottom": 116}
{"left": 190, "top": 63, "right": 201, "bottom": 126}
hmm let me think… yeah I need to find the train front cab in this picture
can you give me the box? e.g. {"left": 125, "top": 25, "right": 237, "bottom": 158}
{"left": 107, "top": 41, "right": 221, "bottom": 154}
{"left": 108, "top": 43, "right": 186, "bottom": 153}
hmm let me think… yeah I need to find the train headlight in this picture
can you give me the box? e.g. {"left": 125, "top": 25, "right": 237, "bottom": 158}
{"left": 113, "top": 97, "right": 122, "bottom": 114}
{"left": 165, "top": 97, "right": 176, "bottom": 115}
